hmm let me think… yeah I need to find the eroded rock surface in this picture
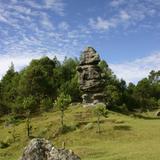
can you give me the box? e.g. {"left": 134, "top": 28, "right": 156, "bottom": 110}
{"left": 77, "top": 47, "right": 105, "bottom": 105}
{"left": 19, "top": 138, "right": 81, "bottom": 160}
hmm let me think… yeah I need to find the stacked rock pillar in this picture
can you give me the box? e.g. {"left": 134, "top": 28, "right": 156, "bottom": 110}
{"left": 77, "top": 47, "right": 105, "bottom": 106}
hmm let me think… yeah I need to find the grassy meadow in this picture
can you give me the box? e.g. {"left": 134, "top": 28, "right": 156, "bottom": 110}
{"left": 0, "top": 105, "right": 160, "bottom": 160}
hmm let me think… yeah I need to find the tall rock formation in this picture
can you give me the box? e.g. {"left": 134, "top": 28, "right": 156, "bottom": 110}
{"left": 77, "top": 47, "right": 104, "bottom": 106}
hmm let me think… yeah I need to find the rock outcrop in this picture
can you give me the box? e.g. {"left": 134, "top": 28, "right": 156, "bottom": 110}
{"left": 77, "top": 47, "right": 105, "bottom": 106}
{"left": 19, "top": 138, "right": 81, "bottom": 160}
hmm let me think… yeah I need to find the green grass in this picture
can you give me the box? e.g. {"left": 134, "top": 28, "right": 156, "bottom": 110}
{"left": 0, "top": 105, "right": 160, "bottom": 160}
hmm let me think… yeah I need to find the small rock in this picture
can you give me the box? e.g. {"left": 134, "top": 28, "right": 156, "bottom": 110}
{"left": 83, "top": 123, "right": 94, "bottom": 130}
{"left": 155, "top": 111, "right": 160, "bottom": 117}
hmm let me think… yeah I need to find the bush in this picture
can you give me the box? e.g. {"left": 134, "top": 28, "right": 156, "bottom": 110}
{"left": 112, "top": 104, "right": 128, "bottom": 114}
{"left": 37, "top": 127, "right": 48, "bottom": 137}
{"left": 59, "top": 125, "right": 76, "bottom": 134}
{"left": 23, "top": 96, "right": 38, "bottom": 113}
{"left": 54, "top": 93, "right": 71, "bottom": 128}
{"left": 4, "top": 116, "right": 18, "bottom": 127}
{"left": 7, "top": 116, "right": 18, "bottom": 124}
{"left": 118, "top": 104, "right": 128, "bottom": 113}
{"left": 40, "top": 98, "right": 53, "bottom": 112}
{"left": 0, "top": 141, "right": 9, "bottom": 149}
{"left": 4, "top": 136, "right": 13, "bottom": 144}
{"left": 0, "top": 102, "right": 10, "bottom": 116}
{"left": 94, "top": 103, "right": 108, "bottom": 134}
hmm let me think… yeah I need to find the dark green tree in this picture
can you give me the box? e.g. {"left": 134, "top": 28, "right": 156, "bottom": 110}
{"left": 40, "top": 97, "right": 53, "bottom": 112}
{"left": 59, "top": 57, "right": 81, "bottom": 102}
{"left": 0, "top": 63, "right": 18, "bottom": 114}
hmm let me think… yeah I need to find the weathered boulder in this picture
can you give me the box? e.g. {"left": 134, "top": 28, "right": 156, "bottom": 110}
{"left": 77, "top": 47, "right": 105, "bottom": 106}
{"left": 19, "top": 138, "right": 81, "bottom": 160}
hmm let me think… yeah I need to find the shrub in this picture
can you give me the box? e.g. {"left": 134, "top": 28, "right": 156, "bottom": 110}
{"left": 58, "top": 124, "right": 76, "bottom": 134}
{"left": 40, "top": 98, "right": 53, "bottom": 112}
{"left": 54, "top": 93, "right": 71, "bottom": 128}
{"left": 0, "top": 141, "right": 9, "bottom": 149}
{"left": 37, "top": 127, "right": 48, "bottom": 137}
{"left": 94, "top": 103, "right": 108, "bottom": 133}
{"left": 23, "top": 96, "right": 38, "bottom": 113}
{"left": 118, "top": 103, "right": 128, "bottom": 113}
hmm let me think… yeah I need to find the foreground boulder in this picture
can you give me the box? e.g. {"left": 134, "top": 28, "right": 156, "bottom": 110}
{"left": 19, "top": 138, "right": 81, "bottom": 160}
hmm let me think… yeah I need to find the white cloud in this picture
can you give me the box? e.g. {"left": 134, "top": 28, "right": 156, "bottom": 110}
{"left": 12, "top": 5, "right": 32, "bottom": 15}
{"left": 110, "top": 0, "right": 125, "bottom": 7}
{"left": 89, "top": 0, "right": 160, "bottom": 32}
{"left": 25, "top": 1, "right": 42, "bottom": 10}
{"left": 44, "top": 0, "right": 65, "bottom": 16}
{"left": 10, "top": 0, "right": 17, "bottom": 4}
{"left": 89, "top": 17, "right": 116, "bottom": 31}
{"left": 24, "top": 0, "right": 65, "bottom": 16}
{"left": 58, "top": 21, "right": 69, "bottom": 30}
{"left": 110, "top": 52, "right": 160, "bottom": 83}
{"left": 119, "top": 10, "right": 130, "bottom": 21}
{"left": 88, "top": 10, "right": 132, "bottom": 31}
{"left": 0, "top": 14, "right": 8, "bottom": 23}
{"left": 40, "top": 13, "right": 54, "bottom": 30}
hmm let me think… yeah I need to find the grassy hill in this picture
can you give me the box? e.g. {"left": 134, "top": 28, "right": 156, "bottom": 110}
{"left": 0, "top": 105, "right": 160, "bottom": 160}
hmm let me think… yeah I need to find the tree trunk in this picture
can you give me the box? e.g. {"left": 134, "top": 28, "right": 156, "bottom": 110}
{"left": 61, "top": 110, "right": 64, "bottom": 129}
{"left": 12, "top": 126, "right": 16, "bottom": 142}
{"left": 26, "top": 111, "right": 31, "bottom": 138}
{"left": 97, "top": 115, "right": 100, "bottom": 134}
{"left": 27, "top": 116, "right": 30, "bottom": 137}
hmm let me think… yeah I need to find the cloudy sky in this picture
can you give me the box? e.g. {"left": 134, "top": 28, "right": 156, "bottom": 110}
{"left": 0, "top": 0, "right": 160, "bottom": 83}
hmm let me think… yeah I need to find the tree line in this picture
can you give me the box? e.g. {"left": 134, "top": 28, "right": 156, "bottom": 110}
{"left": 0, "top": 56, "right": 160, "bottom": 116}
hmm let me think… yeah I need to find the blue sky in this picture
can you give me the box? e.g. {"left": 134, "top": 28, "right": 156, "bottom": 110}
{"left": 0, "top": 0, "right": 160, "bottom": 83}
